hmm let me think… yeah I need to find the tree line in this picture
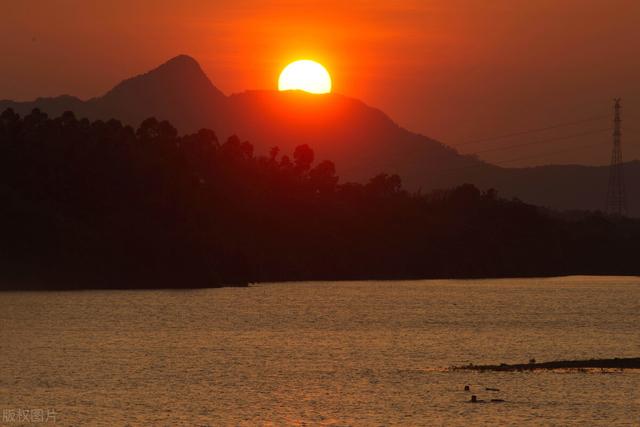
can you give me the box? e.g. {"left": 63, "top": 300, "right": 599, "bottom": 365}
{"left": 1, "top": 108, "right": 638, "bottom": 289}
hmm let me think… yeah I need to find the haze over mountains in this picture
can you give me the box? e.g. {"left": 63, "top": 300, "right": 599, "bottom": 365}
{"left": 2, "top": 55, "right": 637, "bottom": 215}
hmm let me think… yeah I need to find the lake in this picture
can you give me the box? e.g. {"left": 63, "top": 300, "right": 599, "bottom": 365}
{"left": 1, "top": 276, "right": 639, "bottom": 425}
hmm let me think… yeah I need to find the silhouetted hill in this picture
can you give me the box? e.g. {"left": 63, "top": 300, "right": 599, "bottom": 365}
{"left": 1, "top": 55, "right": 637, "bottom": 215}
{"left": 221, "top": 90, "right": 488, "bottom": 186}
{"left": 0, "top": 95, "right": 85, "bottom": 119}
{"left": 487, "top": 162, "right": 640, "bottom": 212}
{"left": 92, "top": 55, "right": 226, "bottom": 132}
{"left": 0, "top": 55, "right": 226, "bottom": 135}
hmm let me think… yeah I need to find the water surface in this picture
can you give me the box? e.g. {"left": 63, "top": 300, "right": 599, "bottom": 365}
{"left": 1, "top": 276, "right": 639, "bottom": 425}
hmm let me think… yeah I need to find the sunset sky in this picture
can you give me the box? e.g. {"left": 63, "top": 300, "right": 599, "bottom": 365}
{"left": 2, "top": 0, "right": 639, "bottom": 166}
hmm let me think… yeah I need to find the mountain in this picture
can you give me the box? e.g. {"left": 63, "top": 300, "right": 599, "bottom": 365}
{"left": 221, "top": 90, "right": 496, "bottom": 186}
{"left": 92, "top": 55, "right": 227, "bottom": 132}
{"left": 0, "top": 55, "right": 226, "bottom": 133}
{"left": 1, "top": 55, "right": 637, "bottom": 215}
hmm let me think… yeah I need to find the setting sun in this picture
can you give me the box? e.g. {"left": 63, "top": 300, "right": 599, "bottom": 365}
{"left": 278, "top": 60, "right": 332, "bottom": 94}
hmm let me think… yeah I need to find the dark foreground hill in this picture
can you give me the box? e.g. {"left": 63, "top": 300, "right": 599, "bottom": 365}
{"left": 1, "top": 109, "right": 639, "bottom": 289}
{"left": 1, "top": 55, "right": 637, "bottom": 215}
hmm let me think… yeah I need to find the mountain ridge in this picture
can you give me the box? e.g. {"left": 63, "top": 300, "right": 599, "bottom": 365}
{"left": 0, "top": 55, "right": 636, "bottom": 215}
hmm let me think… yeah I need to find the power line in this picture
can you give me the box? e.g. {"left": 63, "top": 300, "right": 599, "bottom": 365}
{"left": 455, "top": 115, "right": 610, "bottom": 147}
{"left": 424, "top": 110, "right": 633, "bottom": 178}
{"left": 466, "top": 142, "right": 612, "bottom": 194}
{"left": 465, "top": 127, "right": 611, "bottom": 156}
{"left": 432, "top": 141, "right": 609, "bottom": 176}
{"left": 493, "top": 141, "right": 608, "bottom": 166}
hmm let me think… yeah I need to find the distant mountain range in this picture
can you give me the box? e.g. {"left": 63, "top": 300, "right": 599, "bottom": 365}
{"left": 2, "top": 55, "right": 637, "bottom": 215}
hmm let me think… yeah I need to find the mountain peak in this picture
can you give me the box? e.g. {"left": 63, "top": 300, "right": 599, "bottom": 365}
{"left": 155, "top": 54, "right": 202, "bottom": 73}
{"left": 103, "top": 55, "right": 225, "bottom": 101}
{"left": 84, "top": 55, "right": 227, "bottom": 132}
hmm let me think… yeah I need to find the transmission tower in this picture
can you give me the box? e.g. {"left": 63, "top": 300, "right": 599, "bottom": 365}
{"left": 605, "top": 98, "right": 627, "bottom": 216}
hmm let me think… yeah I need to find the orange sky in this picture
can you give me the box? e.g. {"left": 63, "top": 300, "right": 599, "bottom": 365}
{"left": 2, "top": 0, "right": 639, "bottom": 166}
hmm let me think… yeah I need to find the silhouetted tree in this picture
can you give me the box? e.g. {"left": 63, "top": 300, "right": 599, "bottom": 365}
{"left": 293, "top": 144, "right": 314, "bottom": 173}
{"left": 1, "top": 108, "right": 638, "bottom": 290}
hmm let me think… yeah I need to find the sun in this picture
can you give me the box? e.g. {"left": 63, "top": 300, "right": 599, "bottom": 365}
{"left": 278, "top": 60, "right": 332, "bottom": 94}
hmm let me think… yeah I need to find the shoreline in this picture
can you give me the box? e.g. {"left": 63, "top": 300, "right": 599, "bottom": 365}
{"left": 2, "top": 274, "right": 639, "bottom": 292}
